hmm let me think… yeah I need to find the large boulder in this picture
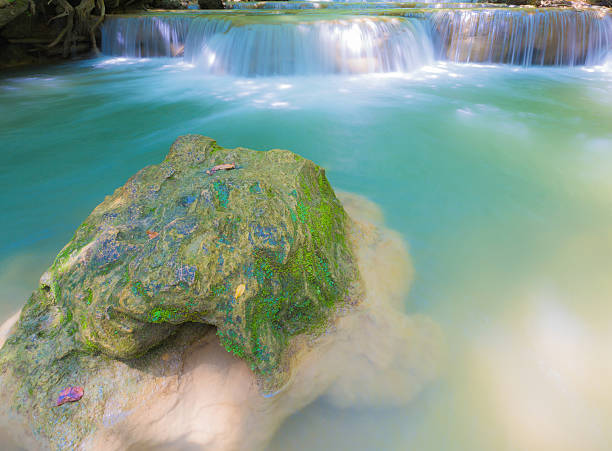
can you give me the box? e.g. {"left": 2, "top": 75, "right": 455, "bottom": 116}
{"left": 1, "top": 135, "right": 358, "bottom": 397}
{"left": 0, "top": 137, "right": 446, "bottom": 449}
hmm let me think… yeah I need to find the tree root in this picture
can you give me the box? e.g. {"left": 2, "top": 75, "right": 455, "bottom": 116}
{"left": 46, "top": 0, "right": 74, "bottom": 57}
{"left": 90, "top": 0, "right": 105, "bottom": 53}
{"left": 45, "top": 0, "right": 106, "bottom": 57}
{"left": 48, "top": 11, "right": 70, "bottom": 24}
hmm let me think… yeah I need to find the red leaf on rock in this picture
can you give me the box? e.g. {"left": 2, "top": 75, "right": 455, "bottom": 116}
{"left": 56, "top": 386, "right": 84, "bottom": 406}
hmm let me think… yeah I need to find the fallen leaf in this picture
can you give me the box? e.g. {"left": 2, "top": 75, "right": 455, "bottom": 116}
{"left": 235, "top": 284, "right": 246, "bottom": 299}
{"left": 56, "top": 386, "right": 84, "bottom": 407}
{"left": 206, "top": 163, "right": 236, "bottom": 175}
{"left": 146, "top": 230, "right": 159, "bottom": 240}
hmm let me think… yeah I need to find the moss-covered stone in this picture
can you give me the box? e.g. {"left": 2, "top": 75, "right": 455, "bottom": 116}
{"left": 1, "top": 135, "right": 358, "bottom": 405}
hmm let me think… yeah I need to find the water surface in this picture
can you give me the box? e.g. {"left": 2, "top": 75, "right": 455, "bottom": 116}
{"left": 1, "top": 8, "right": 612, "bottom": 449}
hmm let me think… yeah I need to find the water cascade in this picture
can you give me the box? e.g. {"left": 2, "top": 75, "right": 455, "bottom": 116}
{"left": 102, "top": 16, "right": 435, "bottom": 75}
{"left": 101, "top": 16, "right": 193, "bottom": 58}
{"left": 431, "top": 9, "right": 612, "bottom": 66}
{"left": 101, "top": 8, "right": 612, "bottom": 73}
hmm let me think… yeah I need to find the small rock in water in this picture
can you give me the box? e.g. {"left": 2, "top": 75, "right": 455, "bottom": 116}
{"left": 56, "top": 386, "right": 84, "bottom": 406}
{"left": 206, "top": 163, "right": 236, "bottom": 175}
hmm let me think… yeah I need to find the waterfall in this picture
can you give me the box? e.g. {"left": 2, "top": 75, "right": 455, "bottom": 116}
{"left": 101, "top": 16, "right": 194, "bottom": 57}
{"left": 101, "top": 16, "right": 435, "bottom": 75}
{"left": 185, "top": 18, "right": 434, "bottom": 75}
{"left": 101, "top": 9, "right": 612, "bottom": 74}
{"left": 430, "top": 10, "right": 612, "bottom": 66}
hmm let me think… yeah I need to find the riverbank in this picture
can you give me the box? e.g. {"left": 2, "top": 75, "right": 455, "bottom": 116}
{"left": 0, "top": 0, "right": 216, "bottom": 69}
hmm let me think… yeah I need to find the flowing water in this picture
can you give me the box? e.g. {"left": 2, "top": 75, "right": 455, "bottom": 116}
{"left": 1, "top": 3, "right": 612, "bottom": 450}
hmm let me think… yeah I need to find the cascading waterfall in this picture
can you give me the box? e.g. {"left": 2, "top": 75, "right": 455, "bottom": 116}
{"left": 185, "top": 18, "right": 434, "bottom": 75}
{"left": 430, "top": 10, "right": 612, "bottom": 66}
{"left": 101, "top": 16, "right": 193, "bottom": 57}
{"left": 101, "top": 9, "right": 612, "bottom": 74}
{"left": 102, "top": 16, "right": 435, "bottom": 75}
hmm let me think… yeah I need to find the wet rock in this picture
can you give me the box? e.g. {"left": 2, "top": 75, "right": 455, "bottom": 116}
{"left": 0, "top": 135, "right": 359, "bottom": 439}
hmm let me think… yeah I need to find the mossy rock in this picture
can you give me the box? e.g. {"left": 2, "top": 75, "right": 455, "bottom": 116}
{"left": 1, "top": 135, "right": 359, "bottom": 399}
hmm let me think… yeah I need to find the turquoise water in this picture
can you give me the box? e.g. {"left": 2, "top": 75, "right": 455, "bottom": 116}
{"left": 2, "top": 17, "right": 612, "bottom": 449}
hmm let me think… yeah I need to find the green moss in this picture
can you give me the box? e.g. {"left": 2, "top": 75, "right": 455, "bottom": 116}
{"left": 296, "top": 199, "right": 309, "bottom": 223}
{"left": 218, "top": 330, "right": 246, "bottom": 358}
{"left": 51, "top": 222, "right": 96, "bottom": 273}
{"left": 150, "top": 307, "right": 178, "bottom": 323}
{"left": 121, "top": 266, "right": 130, "bottom": 285}
{"left": 213, "top": 180, "right": 230, "bottom": 208}
{"left": 132, "top": 281, "right": 146, "bottom": 297}
{"left": 53, "top": 281, "right": 62, "bottom": 303}
{"left": 85, "top": 339, "right": 98, "bottom": 352}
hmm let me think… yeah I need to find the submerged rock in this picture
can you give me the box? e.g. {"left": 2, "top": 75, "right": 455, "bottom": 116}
{"left": 0, "top": 135, "right": 365, "bottom": 448}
